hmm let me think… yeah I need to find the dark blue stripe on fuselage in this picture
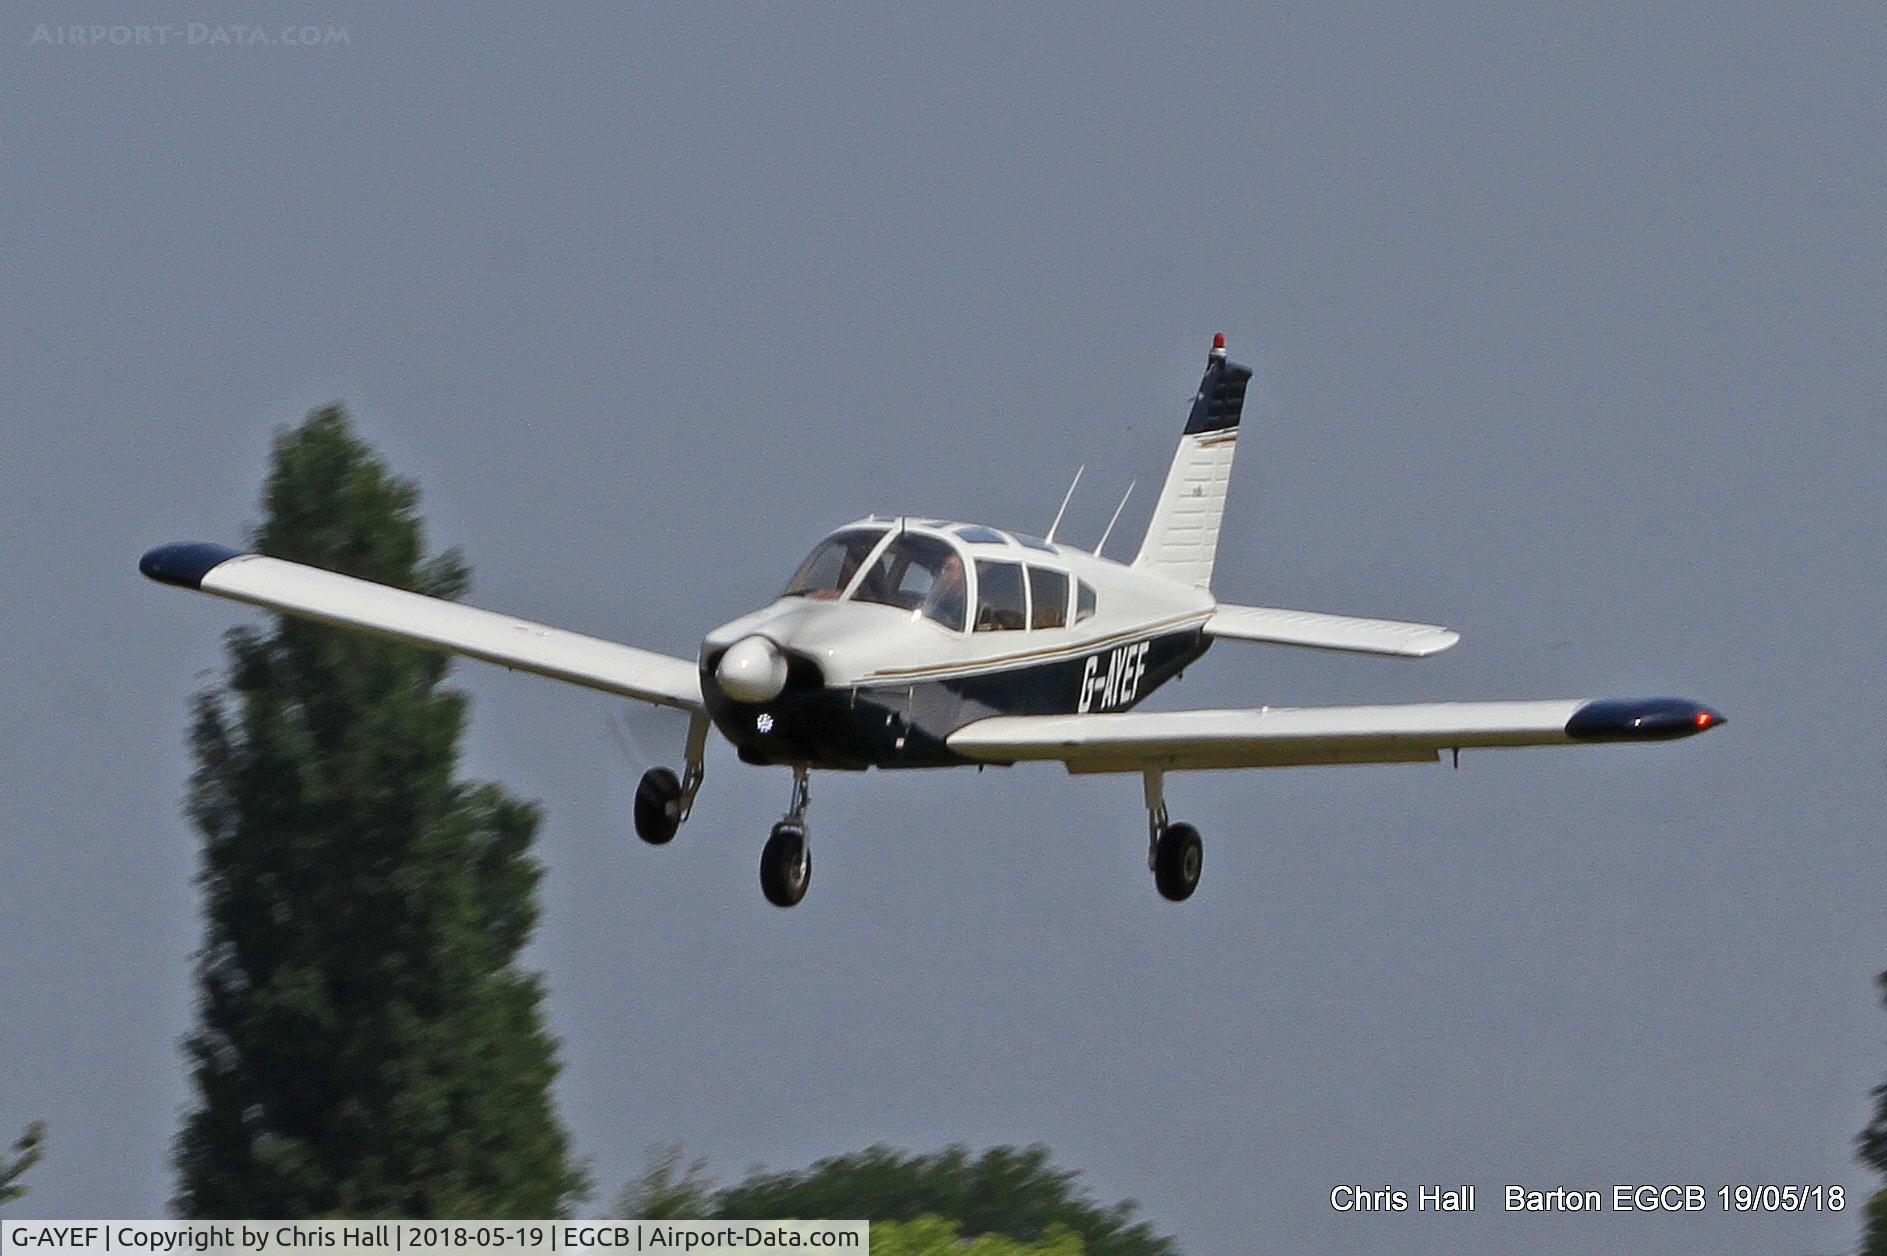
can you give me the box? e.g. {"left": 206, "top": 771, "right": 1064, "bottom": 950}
{"left": 705, "top": 627, "right": 1211, "bottom": 769}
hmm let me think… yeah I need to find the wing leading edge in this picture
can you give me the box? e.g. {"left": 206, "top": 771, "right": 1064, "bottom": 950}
{"left": 948, "top": 697, "right": 1724, "bottom": 773}
{"left": 140, "top": 542, "right": 703, "bottom": 712}
{"left": 1205, "top": 603, "right": 1460, "bottom": 657}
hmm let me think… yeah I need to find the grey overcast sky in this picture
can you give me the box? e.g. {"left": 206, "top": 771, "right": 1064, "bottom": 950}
{"left": 3, "top": 3, "right": 1882, "bottom": 1253}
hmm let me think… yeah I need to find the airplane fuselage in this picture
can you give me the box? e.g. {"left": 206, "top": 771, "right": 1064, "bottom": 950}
{"left": 697, "top": 517, "right": 1215, "bottom": 769}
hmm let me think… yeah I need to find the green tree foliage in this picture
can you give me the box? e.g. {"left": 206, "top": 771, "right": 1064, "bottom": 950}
{"left": 611, "top": 1144, "right": 718, "bottom": 1220}
{"left": 1862, "top": 972, "right": 1887, "bottom": 1255}
{"left": 0, "top": 1122, "right": 46, "bottom": 1212}
{"left": 622, "top": 1143, "right": 1175, "bottom": 1256}
{"left": 1863, "top": 1189, "right": 1887, "bottom": 1256}
{"left": 870, "top": 1216, "right": 1085, "bottom": 1256}
{"left": 174, "top": 406, "right": 584, "bottom": 1218}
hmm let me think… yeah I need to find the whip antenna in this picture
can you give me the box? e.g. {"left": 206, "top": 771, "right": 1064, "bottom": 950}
{"left": 1095, "top": 479, "right": 1137, "bottom": 557}
{"left": 1045, "top": 464, "right": 1084, "bottom": 543}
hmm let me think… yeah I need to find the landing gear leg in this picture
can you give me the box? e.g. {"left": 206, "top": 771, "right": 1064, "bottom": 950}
{"left": 760, "top": 766, "right": 813, "bottom": 908}
{"left": 634, "top": 712, "right": 710, "bottom": 845}
{"left": 1144, "top": 770, "right": 1168, "bottom": 873}
{"left": 1144, "top": 769, "right": 1203, "bottom": 902}
{"left": 678, "top": 712, "right": 709, "bottom": 820}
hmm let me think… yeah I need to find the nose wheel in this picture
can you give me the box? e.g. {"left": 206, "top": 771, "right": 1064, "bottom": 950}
{"left": 760, "top": 767, "right": 813, "bottom": 907}
{"left": 1144, "top": 770, "right": 1202, "bottom": 902}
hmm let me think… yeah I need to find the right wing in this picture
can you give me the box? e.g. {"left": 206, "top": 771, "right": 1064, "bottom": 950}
{"left": 140, "top": 543, "right": 703, "bottom": 712}
{"left": 948, "top": 698, "right": 1723, "bottom": 773}
{"left": 1205, "top": 603, "right": 1459, "bottom": 658}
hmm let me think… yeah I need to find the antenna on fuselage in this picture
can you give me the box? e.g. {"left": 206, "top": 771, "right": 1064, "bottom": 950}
{"left": 1095, "top": 479, "right": 1137, "bottom": 558}
{"left": 1045, "top": 464, "right": 1084, "bottom": 543}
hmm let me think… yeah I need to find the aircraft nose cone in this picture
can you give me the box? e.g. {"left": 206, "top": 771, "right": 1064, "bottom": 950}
{"left": 716, "top": 635, "right": 789, "bottom": 703}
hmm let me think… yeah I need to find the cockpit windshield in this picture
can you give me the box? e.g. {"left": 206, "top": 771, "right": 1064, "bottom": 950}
{"left": 852, "top": 533, "right": 967, "bottom": 631}
{"left": 783, "top": 527, "right": 887, "bottom": 599}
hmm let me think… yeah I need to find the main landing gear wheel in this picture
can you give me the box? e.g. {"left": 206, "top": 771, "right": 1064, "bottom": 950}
{"left": 631, "top": 714, "right": 709, "bottom": 847}
{"left": 761, "top": 824, "right": 812, "bottom": 907}
{"left": 1153, "top": 822, "right": 1203, "bottom": 902}
{"left": 760, "top": 767, "right": 814, "bottom": 907}
{"left": 1142, "top": 769, "right": 1201, "bottom": 902}
{"left": 634, "top": 767, "right": 682, "bottom": 844}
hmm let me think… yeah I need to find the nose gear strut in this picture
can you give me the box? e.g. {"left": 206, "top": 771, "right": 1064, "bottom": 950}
{"left": 760, "top": 765, "right": 813, "bottom": 907}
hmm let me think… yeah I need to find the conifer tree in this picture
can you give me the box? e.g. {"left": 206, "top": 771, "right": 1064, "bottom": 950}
{"left": 174, "top": 406, "right": 583, "bottom": 1217}
{"left": 1860, "top": 972, "right": 1887, "bottom": 1255}
{"left": 0, "top": 1122, "right": 46, "bottom": 1212}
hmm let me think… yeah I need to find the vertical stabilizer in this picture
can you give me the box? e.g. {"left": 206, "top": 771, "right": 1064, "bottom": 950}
{"left": 1132, "top": 334, "right": 1253, "bottom": 589}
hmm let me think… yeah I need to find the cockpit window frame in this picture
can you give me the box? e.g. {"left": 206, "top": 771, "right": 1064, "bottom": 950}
{"left": 780, "top": 522, "right": 1104, "bottom": 638}
{"left": 782, "top": 526, "right": 893, "bottom": 601}
{"left": 972, "top": 558, "right": 1030, "bottom": 633}
{"left": 952, "top": 524, "right": 1011, "bottom": 547}
{"left": 851, "top": 530, "right": 970, "bottom": 632}
{"left": 1025, "top": 565, "right": 1070, "bottom": 630}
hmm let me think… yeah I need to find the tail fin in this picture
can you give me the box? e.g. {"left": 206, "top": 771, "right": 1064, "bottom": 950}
{"left": 1132, "top": 333, "right": 1253, "bottom": 589}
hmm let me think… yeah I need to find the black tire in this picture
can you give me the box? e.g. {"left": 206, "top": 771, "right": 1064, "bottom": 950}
{"left": 634, "top": 767, "right": 682, "bottom": 845}
{"left": 1153, "top": 823, "right": 1203, "bottom": 902}
{"left": 760, "top": 823, "right": 812, "bottom": 908}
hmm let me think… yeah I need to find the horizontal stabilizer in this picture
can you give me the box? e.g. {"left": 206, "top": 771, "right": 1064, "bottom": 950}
{"left": 1205, "top": 603, "right": 1459, "bottom": 657}
{"left": 948, "top": 697, "right": 1724, "bottom": 773}
{"left": 140, "top": 543, "right": 703, "bottom": 712}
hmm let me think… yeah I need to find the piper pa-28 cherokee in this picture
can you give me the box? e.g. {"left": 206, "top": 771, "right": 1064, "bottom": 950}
{"left": 141, "top": 335, "right": 1724, "bottom": 907}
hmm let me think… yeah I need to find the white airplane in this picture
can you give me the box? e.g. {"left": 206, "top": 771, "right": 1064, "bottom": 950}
{"left": 142, "top": 335, "right": 1724, "bottom": 907}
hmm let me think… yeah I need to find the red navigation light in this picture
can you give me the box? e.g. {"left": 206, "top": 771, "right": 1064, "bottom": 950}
{"left": 1694, "top": 711, "right": 1712, "bottom": 728}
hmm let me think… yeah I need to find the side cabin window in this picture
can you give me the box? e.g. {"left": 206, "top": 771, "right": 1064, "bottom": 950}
{"left": 1027, "top": 566, "right": 1069, "bottom": 630}
{"left": 1075, "top": 579, "right": 1097, "bottom": 624}
{"left": 784, "top": 528, "right": 886, "bottom": 600}
{"left": 853, "top": 533, "right": 967, "bottom": 631}
{"left": 973, "top": 560, "right": 1027, "bottom": 632}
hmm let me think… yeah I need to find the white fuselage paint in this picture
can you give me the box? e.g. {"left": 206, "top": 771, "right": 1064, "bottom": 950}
{"left": 701, "top": 517, "right": 1215, "bottom": 695}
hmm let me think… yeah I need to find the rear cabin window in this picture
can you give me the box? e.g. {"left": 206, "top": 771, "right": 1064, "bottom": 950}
{"left": 1027, "top": 566, "right": 1069, "bottom": 629}
{"left": 973, "top": 560, "right": 1028, "bottom": 632}
{"left": 1075, "top": 579, "right": 1097, "bottom": 623}
{"left": 853, "top": 533, "right": 967, "bottom": 631}
{"left": 784, "top": 528, "right": 887, "bottom": 599}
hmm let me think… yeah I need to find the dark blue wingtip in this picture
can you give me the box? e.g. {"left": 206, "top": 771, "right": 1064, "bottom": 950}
{"left": 139, "top": 542, "right": 243, "bottom": 589}
{"left": 1565, "top": 697, "right": 1727, "bottom": 742}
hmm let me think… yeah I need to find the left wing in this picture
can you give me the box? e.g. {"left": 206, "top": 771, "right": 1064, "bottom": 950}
{"left": 140, "top": 542, "right": 704, "bottom": 712}
{"left": 948, "top": 698, "right": 1723, "bottom": 772}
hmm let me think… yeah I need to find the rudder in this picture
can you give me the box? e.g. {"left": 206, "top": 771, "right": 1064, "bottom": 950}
{"left": 1132, "top": 334, "right": 1253, "bottom": 588}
